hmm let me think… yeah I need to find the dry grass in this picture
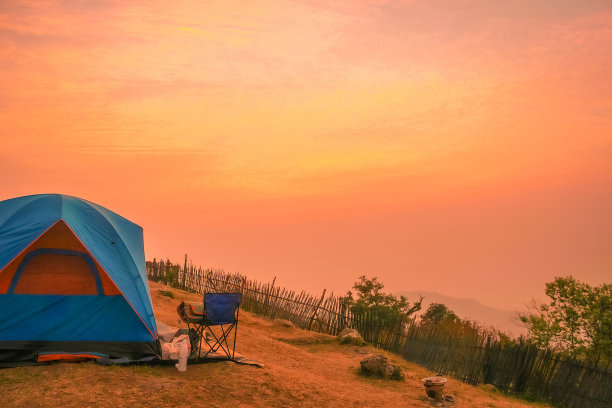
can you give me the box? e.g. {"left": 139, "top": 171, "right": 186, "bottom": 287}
{"left": 0, "top": 281, "right": 550, "bottom": 408}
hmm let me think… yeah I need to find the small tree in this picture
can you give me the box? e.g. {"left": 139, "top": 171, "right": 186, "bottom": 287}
{"left": 420, "top": 303, "right": 460, "bottom": 325}
{"left": 583, "top": 283, "right": 611, "bottom": 364}
{"left": 419, "top": 302, "right": 487, "bottom": 341}
{"left": 342, "top": 276, "right": 423, "bottom": 332}
{"left": 520, "top": 276, "right": 611, "bottom": 364}
{"left": 162, "top": 258, "right": 180, "bottom": 287}
{"left": 519, "top": 300, "right": 561, "bottom": 350}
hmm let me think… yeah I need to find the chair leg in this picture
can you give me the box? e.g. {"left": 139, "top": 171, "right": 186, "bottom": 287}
{"left": 200, "top": 322, "right": 237, "bottom": 360}
{"left": 215, "top": 324, "right": 233, "bottom": 357}
{"left": 198, "top": 331, "right": 203, "bottom": 361}
{"left": 201, "top": 326, "right": 224, "bottom": 358}
{"left": 187, "top": 322, "right": 206, "bottom": 360}
{"left": 221, "top": 323, "right": 237, "bottom": 358}
{"left": 187, "top": 323, "right": 195, "bottom": 358}
{"left": 232, "top": 321, "right": 238, "bottom": 359}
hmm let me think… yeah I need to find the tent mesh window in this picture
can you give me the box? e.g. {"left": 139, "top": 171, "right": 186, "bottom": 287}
{"left": 13, "top": 252, "right": 100, "bottom": 295}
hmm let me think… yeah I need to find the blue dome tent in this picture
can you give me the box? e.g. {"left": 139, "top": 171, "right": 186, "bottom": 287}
{"left": 0, "top": 194, "right": 159, "bottom": 364}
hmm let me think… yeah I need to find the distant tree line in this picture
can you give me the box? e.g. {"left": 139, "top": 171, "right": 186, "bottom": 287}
{"left": 341, "top": 276, "right": 499, "bottom": 342}
{"left": 341, "top": 276, "right": 506, "bottom": 339}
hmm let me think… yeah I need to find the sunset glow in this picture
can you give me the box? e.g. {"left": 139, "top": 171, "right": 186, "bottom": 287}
{"left": 1, "top": 0, "right": 611, "bottom": 312}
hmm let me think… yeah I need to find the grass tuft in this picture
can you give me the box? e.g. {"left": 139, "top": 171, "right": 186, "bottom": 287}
{"left": 159, "top": 290, "right": 175, "bottom": 299}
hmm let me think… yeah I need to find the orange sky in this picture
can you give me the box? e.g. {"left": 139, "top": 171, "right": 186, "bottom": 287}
{"left": 1, "top": 0, "right": 611, "bottom": 311}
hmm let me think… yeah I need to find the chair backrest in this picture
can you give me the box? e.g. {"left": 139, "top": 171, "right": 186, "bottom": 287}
{"left": 203, "top": 293, "right": 242, "bottom": 325}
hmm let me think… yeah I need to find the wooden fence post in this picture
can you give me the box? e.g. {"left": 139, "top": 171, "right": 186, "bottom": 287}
{"left": 182, "top": 254, "right": 188, "bottom": 290}
{"left": 264, "top": 277, "right": 276, "bottom": 317}
{"left": 308, "top": 289, "right": 326, "bottom": 331}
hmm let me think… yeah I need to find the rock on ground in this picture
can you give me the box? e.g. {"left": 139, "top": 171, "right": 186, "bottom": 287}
{"left": 360, "top": 354, "right": 404, "bottom": 380}
{"left": 338, "top": 328, "right": 366, "bottom": 346}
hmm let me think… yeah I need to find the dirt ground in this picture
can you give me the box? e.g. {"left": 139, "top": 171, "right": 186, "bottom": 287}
{"left": 0, "top": 281, "right": 550, "bottom": 408}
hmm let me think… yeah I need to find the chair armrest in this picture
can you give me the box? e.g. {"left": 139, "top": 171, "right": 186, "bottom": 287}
{"left": 177, "top": 301, "right": 205, "bottom": 322}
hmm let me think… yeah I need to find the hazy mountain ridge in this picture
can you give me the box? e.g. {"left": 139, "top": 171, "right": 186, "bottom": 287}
{"left": 396, "top": 290, "right": 527, "bottom": 337}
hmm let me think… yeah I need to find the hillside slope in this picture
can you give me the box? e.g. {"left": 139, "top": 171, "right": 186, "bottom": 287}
{"left": 0, "top": 281, "right": 548, "bottom": 408}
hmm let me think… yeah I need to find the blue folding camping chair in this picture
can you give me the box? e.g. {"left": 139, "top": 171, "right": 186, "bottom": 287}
{"left": 186, "top": 293, "right": 242, "bottom": 360}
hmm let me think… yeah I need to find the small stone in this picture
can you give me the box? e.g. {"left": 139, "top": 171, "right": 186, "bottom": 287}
{"left": 338, "top": 328, "right": 366, "bottom": 346}
{"left": 360, "top": 354, "right": 404, "bottom": 380}
{"left": 338, "top": 328, "right": 355, "bottom": 337}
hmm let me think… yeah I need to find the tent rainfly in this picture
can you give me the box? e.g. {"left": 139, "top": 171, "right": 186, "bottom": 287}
{"left": 0, "top": 194, "right": 159, "bottom": 364}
